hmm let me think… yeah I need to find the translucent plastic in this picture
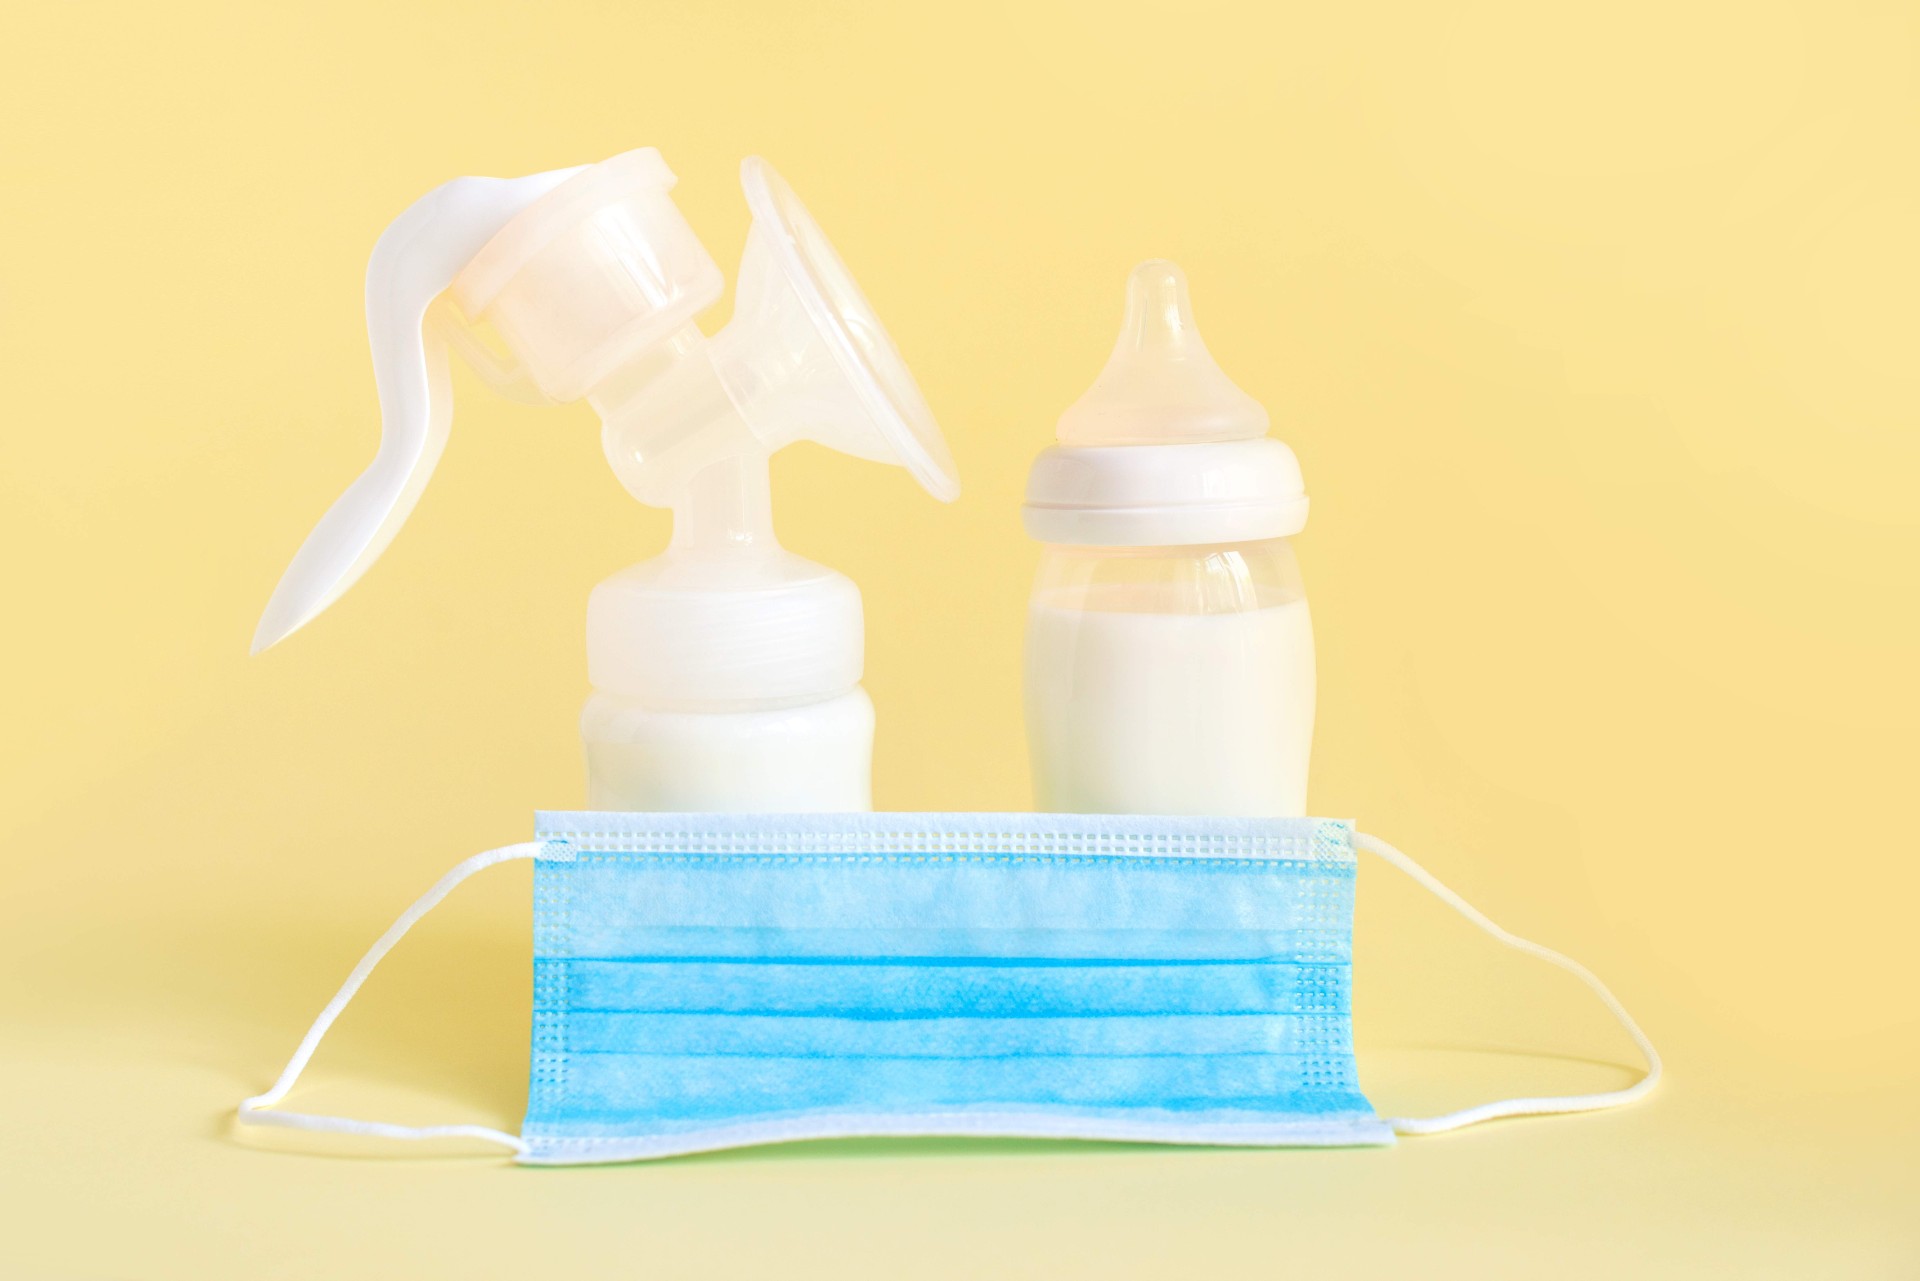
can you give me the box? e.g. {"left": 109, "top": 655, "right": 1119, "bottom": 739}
{"left": 255, "top": 148, "right": 959, "bottom": 815}
{"left": 1056, "top": 260, "right": 1268, "bottom": 447}
{"left": 250, "top": 163, "right": 586, "bottom": 654}
{"left": 1025, "top": 538, "right": 1315, "bottom": 816}
{"left": 1023, "top": 260, "right": 1306, "bottom": 548}
{"left": 1024, "top": 259, "right": 1315, "bottom": 816}
{"left": 452, "top": 150, "right": 724, "bottom": 403}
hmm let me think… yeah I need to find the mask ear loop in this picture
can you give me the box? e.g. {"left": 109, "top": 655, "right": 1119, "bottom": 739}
{"left": 234, "top": 841, "right": 546, "bottom": 1155}
{"left": 1353, "top": 831, "right": 1663, "bottom": 1135}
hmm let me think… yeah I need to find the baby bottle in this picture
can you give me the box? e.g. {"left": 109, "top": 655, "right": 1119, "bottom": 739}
{"left": 1023, "top": 261, "right": 1313, "bottom": 816}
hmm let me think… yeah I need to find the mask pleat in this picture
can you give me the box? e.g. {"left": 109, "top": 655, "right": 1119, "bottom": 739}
{"left": 526, "top": 842, "right": 1371, "bottom": 1143}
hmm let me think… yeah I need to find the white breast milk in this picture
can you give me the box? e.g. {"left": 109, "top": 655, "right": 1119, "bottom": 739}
{"left": 582, "top": 688, "right": 875, "bottom": 812}
{"left": 1026, "top": 600, "right": 1314, "bottom": 816}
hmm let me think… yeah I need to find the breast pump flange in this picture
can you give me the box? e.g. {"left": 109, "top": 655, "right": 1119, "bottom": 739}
{"left": 254, "top": 149, "right": 960, "bottom": 812}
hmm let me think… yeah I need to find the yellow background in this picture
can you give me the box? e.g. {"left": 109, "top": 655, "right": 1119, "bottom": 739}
{"left": 3, "top": 0, "right": 1916, "bottom": 1275}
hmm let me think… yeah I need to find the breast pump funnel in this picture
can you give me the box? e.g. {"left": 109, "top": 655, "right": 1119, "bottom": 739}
{"left": 254, "top": 148, "right": 959, "bottom": 812}
{"left": 589, "top": 157, "right": 958, "bottom": 535}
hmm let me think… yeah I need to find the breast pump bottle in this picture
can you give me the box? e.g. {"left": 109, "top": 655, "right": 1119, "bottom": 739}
{"left": 253, "top": 149, "right": 959, "bottom": 812}
{"left": 1023, "top": 261, "right": 1312, "bottom": 816}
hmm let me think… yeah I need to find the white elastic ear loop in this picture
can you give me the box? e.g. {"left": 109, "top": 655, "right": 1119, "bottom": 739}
{"left": 235, "top": 841, "right": 544, "bottom": 1155}
{"left": 1353, "top": 831, "right": 1662, "bottom": 1135}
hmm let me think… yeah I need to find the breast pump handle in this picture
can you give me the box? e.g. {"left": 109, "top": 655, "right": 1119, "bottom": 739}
{"left": 250, "top": 166, "right": 585, "bottom": 653}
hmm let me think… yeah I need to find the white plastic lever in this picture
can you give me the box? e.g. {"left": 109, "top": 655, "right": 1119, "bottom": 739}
{"left": 252, "top": 165, "right": 584, "bottom": 653}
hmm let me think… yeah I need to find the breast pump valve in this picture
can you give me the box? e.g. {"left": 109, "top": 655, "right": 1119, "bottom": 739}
{"left": 254, "top": 148, "right": 960, "bottom": 812}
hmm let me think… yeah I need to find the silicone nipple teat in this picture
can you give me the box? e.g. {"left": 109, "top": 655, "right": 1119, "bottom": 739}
{"left": 1057, "top": 260, "right": 1269, "bottom": 447}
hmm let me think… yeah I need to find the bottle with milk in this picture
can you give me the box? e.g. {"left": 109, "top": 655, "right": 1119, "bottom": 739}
{"left": 1023, "top": 261, "right": 1313, "bottom": 816}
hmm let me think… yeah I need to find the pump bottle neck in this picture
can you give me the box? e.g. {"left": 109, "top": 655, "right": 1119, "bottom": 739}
{"left": 589, "top": 321, "right": 787, "bottom": 561}
{"left": 671, "top": 452, "right": 778, "bottom": 554}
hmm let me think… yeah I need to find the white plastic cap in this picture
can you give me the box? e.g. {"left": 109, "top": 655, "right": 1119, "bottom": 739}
{"left": 587, "top": 555, "right": 863, "bottom": 708}
{"left": 1024, "top": 437, "right": 1306, "bottom": 545}
{"left": 1024, "top": 260, "right": 1306, "bottom": 547}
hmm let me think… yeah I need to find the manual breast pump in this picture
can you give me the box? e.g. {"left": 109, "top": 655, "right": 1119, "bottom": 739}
{"left": 253, "top": 149, "right": 960, "bottom": 812}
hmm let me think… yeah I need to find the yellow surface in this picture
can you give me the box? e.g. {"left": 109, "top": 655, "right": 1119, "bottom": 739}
{"left": 3, "top": 0, "right": 1916, "bottom": 1275}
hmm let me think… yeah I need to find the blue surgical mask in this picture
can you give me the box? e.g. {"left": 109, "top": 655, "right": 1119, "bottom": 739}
{"left": 237, "top": 813, "right": 1659, "bottom": 1163}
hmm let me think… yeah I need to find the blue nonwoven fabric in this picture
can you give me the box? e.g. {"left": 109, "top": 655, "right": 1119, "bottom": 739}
{"left": 521, "top": 811, "right": 1391, "bottom": 1163}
